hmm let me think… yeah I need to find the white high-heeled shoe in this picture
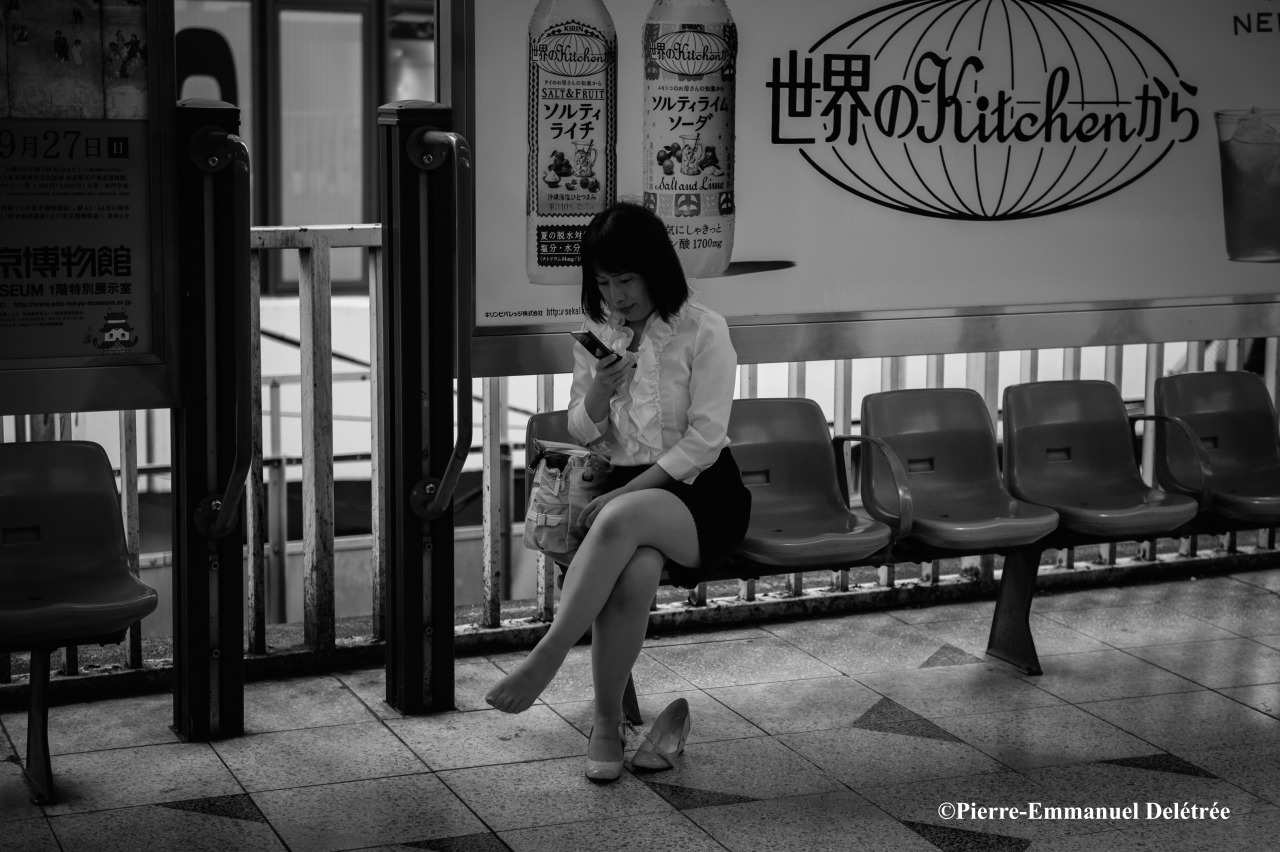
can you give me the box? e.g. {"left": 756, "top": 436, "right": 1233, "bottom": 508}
{"left": 585, "top": 721, "right": 629, "bottom": 782}
{"left": 631, "top": 698, "right": 691, "bottom": 771}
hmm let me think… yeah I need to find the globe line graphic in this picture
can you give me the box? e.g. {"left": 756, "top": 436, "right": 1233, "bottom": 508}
{"left": 1003, "top": 147, "right": 1044, "bottom": 212}
{"left": 904, "top": 144, "right": 971, "bottom": 216}
{"left": 817, "top": 0, "right": 1171, "bottom": 96}
{"left": 792, "top": 0, "right": 1196, "bottom": 219}
{"left": 1033, "top": 146, "right": 1105, "bottom": 213}
{"left": 990, "top": 146, "right": 1013, "bottom": 214}
{"left": 1022, "top": 145, "right": 1099, "bottom": 216}
{"left": 859, "top": 139, "right": 953, "bottom": 216}
{"left": 834, "top": 0, "right": 1129, "bottom": 109}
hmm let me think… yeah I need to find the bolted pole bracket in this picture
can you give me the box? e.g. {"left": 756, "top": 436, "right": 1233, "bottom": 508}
{"left": 406, "top": 127, "right": 471, "bottom": 172}
{"left": 189, "top": 125, "right": 237, "bottom": 172}
{"left": 410, "top": 477, "right": 445, "bottom": 520}
{"left": 194, "top": 494, "right": 239, "bottom": 538}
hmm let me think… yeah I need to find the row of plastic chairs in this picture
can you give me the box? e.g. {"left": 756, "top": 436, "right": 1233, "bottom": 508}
{"left": 528, "top": 370, "right": 1278, "bottom": 587}
{"left": 727, "top": 370, "right": 1280, "bottom": 675}
{"left": 521, "top": 370, "right": 1280, "bottom": 717}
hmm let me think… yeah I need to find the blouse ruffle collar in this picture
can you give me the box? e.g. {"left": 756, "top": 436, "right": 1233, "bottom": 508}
{"left": 599, "top": 301, "right": 693, "bottom": 460}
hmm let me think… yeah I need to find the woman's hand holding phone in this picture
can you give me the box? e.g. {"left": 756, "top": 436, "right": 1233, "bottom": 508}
{"left": 575, "top": 330, "right": 634, "bottom": 418}
{"left": 590, "top": 349, "right": 633, "bottom": 398}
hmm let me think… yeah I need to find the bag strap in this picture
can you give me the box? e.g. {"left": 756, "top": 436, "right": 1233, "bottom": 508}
{"left": 529, "top": 437, "right": 609, "bottom": 472}
{"left": 527, "top": 437, "right": 547, "bottom": 472}
{"left": 528, "top": 437, "right": 573, "bottom": 471}
{"left": 529, "top": 445, "right": 573, "bottom": 475}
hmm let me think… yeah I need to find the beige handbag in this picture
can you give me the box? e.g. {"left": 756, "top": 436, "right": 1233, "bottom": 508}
{"left": 523, "top": 439, "right": 613, "bottom": 564}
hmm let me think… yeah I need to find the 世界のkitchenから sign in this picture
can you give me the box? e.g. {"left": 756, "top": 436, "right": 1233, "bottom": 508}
{"left": 767, "top": 0, "right": 1200, "bottom": 220}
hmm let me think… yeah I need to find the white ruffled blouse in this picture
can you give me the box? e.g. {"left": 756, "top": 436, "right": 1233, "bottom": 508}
{"left": 567, "top": 299, "right": 737, "bottom": 483}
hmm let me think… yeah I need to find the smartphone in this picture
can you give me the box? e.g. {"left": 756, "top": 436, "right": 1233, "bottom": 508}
{"left": 569, "top": 330, "right": 615, "bottom": 360}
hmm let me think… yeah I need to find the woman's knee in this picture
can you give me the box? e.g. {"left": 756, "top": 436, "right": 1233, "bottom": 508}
{"left": 587, "top": 498, "right": 638, "bottom": 544}
{"left": 615, "top": 548, "right": 664, "bottom": 601}
{"left": 599, "top": 547, "right": 664, "bottom": 617}
{"left": 628, "top": 546, "right": 665, "bottom": 575}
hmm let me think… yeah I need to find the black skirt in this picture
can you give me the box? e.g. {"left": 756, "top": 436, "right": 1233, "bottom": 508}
{"left": 604, "top": 447, "right": 751, "bottom": 587}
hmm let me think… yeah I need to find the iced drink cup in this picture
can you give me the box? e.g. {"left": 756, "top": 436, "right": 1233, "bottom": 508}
{"left": 1216, "top": 109, "right": 1280, "bottom": 262}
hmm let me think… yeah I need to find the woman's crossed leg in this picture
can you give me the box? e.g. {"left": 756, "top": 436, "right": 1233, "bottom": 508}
{"left": 485, "top": 487, "right": 699, "bottom": 717}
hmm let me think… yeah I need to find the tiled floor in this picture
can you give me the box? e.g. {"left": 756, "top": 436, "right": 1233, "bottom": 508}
{"left": 5, "top": 567, "right": 1280, "bottom": 851}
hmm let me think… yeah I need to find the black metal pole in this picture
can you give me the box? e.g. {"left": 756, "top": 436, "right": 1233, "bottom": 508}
{"left": 378, "top": 101, "right": 471, "bottom": 714}
{"left": 172, "top": 99, "right": 252, "bottom": 740}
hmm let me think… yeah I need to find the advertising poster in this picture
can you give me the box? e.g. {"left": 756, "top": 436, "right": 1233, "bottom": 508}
{"left": 0, "top": 0, "right": 151, "bottom": 364}
{"left": 103, "top": 0, "right": 148, "bottom": 119}
{"left": 0, "top": 4, "right": 8, "bottom": 117}
{"left": 474, "top": 0, "right": 1280, "bottom": 331}
{"left": 6, "top": 0, "right": 105, "bottom": 119}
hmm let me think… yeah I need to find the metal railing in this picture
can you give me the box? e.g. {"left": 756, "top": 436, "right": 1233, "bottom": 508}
{"left": 246, "top": 224, "right": 384, "bottom": 654}
{"left": 486, "top": 340, "right": 1280, "bottom": 623}
{"left": 3, "top": 222, "right": 1278, "bottom": 687}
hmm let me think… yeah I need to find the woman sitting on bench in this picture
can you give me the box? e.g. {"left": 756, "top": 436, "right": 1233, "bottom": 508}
{"left": 486, "top": 201, "right": 751, "bottom": 781}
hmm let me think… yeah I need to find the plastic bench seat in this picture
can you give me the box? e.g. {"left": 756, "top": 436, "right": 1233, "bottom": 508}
{"left": 0, "top": 441, "right": 159, "bottom": 804}
{"left": 861, "top": 388, "right": 1059, "bottom": 556}
{"left": 1004, "top": 381, "right": 1200, "bottom": 539}
{"left": 1154, "top": 371, "right": 1280, "bottom": 528}
{"left": 526, "top": 410, "right": 571, "bottom": 454}
{"left": 861, "top": 388, "right": 1058, "bottom": 675}
{"left": 996, "top": 381, "right": 1201, "bottom": 674}
{"left": 727, "top": 398, "right": 896, "bottom": 570}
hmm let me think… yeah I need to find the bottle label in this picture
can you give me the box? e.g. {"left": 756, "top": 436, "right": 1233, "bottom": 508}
{"left": 642, "top": 16, "right": 737, "bottom": 273}
{"left": 529, "top": 20, "right": 617, "bottom": 268}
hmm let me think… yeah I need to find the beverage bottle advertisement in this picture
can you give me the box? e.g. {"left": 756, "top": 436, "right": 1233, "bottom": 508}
{"left": 526, "top": 0, "right": 617, "bottom": 285}
{"left": 642, "top": 0, "right": 736, "bottom": 279}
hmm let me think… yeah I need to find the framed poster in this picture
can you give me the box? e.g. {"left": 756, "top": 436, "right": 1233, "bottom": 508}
{"left": 0, "top": 0, "right": 177, "bottom": 414}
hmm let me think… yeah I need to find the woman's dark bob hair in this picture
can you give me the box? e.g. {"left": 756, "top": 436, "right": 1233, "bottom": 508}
{"left": 579, "top": 201, "right": 690, "bottom": 324}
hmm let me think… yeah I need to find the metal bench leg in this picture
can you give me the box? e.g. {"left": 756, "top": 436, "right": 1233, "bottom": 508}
{"left": 25, "top": 650, "right": 55, "bottom": 805}
{"left": 623, "top": 672, "right": 643, "bottom": 726}
{"left": 986, "top": 550, "right": 1043, "bottom": 676}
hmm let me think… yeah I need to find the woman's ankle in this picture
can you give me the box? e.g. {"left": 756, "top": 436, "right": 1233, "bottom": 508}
{"left": 588, "top": 714, "right": 626, "bottom": 758}
{"left": 592, "top": 707, "right": 624, "bottom": 731}
{"left": 521, "top": 643, "right": 569, "bottom": 677}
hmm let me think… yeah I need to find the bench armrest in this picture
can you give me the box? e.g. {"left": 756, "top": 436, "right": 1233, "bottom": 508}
{"left": 1130, "top": 414, "right": 1214, "bottom": 511}
{"left": 834, "top": 434, "right": 914, "bottom": 537}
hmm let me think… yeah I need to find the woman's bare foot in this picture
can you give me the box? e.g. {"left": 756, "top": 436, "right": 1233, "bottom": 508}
{"left": 484, "top": 650, "right": 561, "bottom": 713}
